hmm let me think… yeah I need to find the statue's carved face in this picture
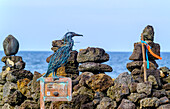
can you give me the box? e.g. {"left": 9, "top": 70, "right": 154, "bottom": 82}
{"left": 142, "top": 25, "right": 154, "bottom": 41}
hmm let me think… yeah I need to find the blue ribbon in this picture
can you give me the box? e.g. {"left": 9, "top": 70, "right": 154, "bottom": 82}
{"left": 141, "top": 40, "right": 150, "bottom": 69}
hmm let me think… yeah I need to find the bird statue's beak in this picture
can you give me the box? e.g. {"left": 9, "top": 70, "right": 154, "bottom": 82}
{"left": 73, "top": 33, "right": 83, "bottom": 37}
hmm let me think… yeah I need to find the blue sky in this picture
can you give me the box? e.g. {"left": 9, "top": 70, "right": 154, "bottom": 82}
{"left": 0, "top": 0, "right": 170, "bottom": 51}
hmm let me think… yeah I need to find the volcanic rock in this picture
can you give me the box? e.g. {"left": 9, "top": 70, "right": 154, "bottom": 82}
{"left": 3, "top": 35, "right": 19, "bottom": 56}
{"left": 118, "top": 99, "right": 136, "bottom": 109}
{"left": 9, "top": 69, "right": 33, "bottom": 80}
{"left": 128, "top": 93, "right": 147, "bottom": 103}
{"left": 2, "top": 103, "right": 14, "bottom": 109}
{"left": 1, "top": 56, "right": 22, "bottom": 64}
{"left": 148, "top": 75, "right": 158, "bottom": 89}
{"left": 137, "top": 81, "right": 152, "bottom": 95}
{"left": 73, "top": 86, "right": 93, "bottom": 99}
{"left": 51, "top": 47, "right": 59, "bottom": 52}
{"left": 160, "top": 66, "right": 169, "bottom": 73}
{"left": 75, "top": 72, "right": 94, "bottom": 87}
{"left": 96, "top": 97, "right": 117, "bottom": 109}
{"left": 7, "top": 90, "right": 26, "bottom": 106}
{"left": 52, "top": 40, "right": 65, "bottom": 47}
{"left": 19, "top": 100, "right": 39, "bottom": 109}
{"left": 166, "top": 91, "right": 170, "bottom": 99}
{"left": 15, "top": 61, "right": 25, "bottom": 70}
{"left": 81, "top": 102, "right": 94, "bottom": 109}
{"left": 158, "top": 96, "right": 169, "bottom": 105}
{"left": 162, "top": 83, "right": 170, "bottom": 90}
{"left": 31, "top": 71, "right": 42, "bottom": 93}
{"left": 107, "top": 84, "right": 129, "bottom": 102}
{"left": 3, "top": 82, "right": 17, "bottom": 103}
{"left": 129, "top": 42, "right": 160, "bottom": 61}
{"left": 152, "top": 89, "right": 167, "bottom": 98}
{"left": 129, "top": 82, "right": 138, "bottom": 93}
{"left": 86, "top": 74, "right": 113, "bottom": 92}
{"left": 71, "top": 94, "right": 93, "bottom": 109}
{"left": 77, "top": 47, "right": 109, "bottom": 63}
{"left": 140, "top": 97, "right": 159, "bottom": 108}
{"left": 78, "top": 62, "right": 112, "bottom": 73}
{"left": 114, "top": 72, "right": 133, "bottom": 86}
{"left": 157, "top": 104, "right": 170, "bottom": 109}
{"left": 17, "top": 78, "right": 31, "bottom": 97}
{"left": 126, "top": 61, "right": 143, "bottom": 72}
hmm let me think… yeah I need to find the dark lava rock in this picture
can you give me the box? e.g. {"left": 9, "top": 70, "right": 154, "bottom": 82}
{"left": 73, "top": 86, "right": 93, "bottom": 100}
{"left": 141, "top": 61, "right": 158, "bottom": 71}
{"left": 71, "top": 94, "right": 93, "bottom": 109}
{"left": 31, "top": 71, "right": 42, "bottom": 93}
{"left": 75, "top": 72, "right": 94, "bottom": 88}
{"left": 148, "top": 75, "right": 159, "bottom": 89}
{"left": 166, "top": 91, "right": 170, "bottom": 99}
{"left": 51, "top": 47, "right": 59, "bottom": 52}
{"left": 137, "top": 81, "right": 152, "bottom": 95}
{"left": 19, "top": 100, "right": 40, "bottom": 109}
{"left": 9, "top": 69, "right": 33, "bottom": 80}
{"left": 77, "top": 47, "right": 109, "bottom": 63}
{"left": 129, "top": 42, "right": 160, "bottom": 61}
{"left": 96, "top": 97, "right": 117, "bottom": 109}
{"left": 118, "top": 99, "right": 136, "bottom": 109}
{"left": 7, "top": 90, "right": 26, "bottom": 106}
{"left": 2, "top": 103, "right": 14, "bottom": 109}
{"left": 15, "top": 61, "right": 25, "bottom": 70}
{"left": 158, "top": 96, "right": 169, "bottom": 105}
{"left": 0, "top": 73, "right": 6, "bottom": 84}
{"left": 1, "top": 56, "right": 22, "bottom": 64}
{"left": 145, "top": 69, "right": 162, "bottom": 87}
{"left": 129, "top": 82, "right": 138, "bottom": 93}
{"left": 114, "top": 72, "right": 133, "bottom": 86}
{"left": 152, "top": 89, "right": 167, "bottom": 98}
{"left": 140, "top": 97, "right": 159, "bottom": 108}
{"left": 3, "top": 82, "right": 17, "bottom": 103}
{"left": 126, "top": 61, "right": 143, "bottom": 72}
{"left": 160, "top": 66, "right": 169, "bottom": 73}
{"left": 52, "top": 40, "right": 65, "bottom": 47}
{"left": 107, "top": 84, "right": 129, "bottom": 102}
{"left": 142, "top": 25, "right": 154, "bottom": 41}
{"left": 86, "top": 74, "right": 114, "bottom": 92}
{"left": 128, "top": 93, "right": 147, "bottom": 103}
{"left": 78, "top": 62, "right": 112, "bottom": 73}
{"left": 6, "top": 72, "right": 17, "bottom": 83}
{"left": 162, "top": 83, "right": 170, "bottom": 90}
{"left": 3, "top": 35, "right": 19, "bottom": 56}
{"left": 94, "top": 91, "right": 105, "bottom": 99}
{"left": 81, "top": 102, "right": 94, "bottom": 109}
{"left": 157, "top": 104, "right": 170, "bottom": 109}
{"left": 131, "top": 68, "right": 142, "bottom": 75}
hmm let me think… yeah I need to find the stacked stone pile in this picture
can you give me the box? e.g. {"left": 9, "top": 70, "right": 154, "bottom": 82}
{"left": 77, "top": 47, "right": 113, "bottom": 74}
{"left": 0, "top": 35, "right": 43, "bottom": 109}
{"left": 46, "top": 40, "right": 79, "bottom": 79}
{"left": 126, "top": 25, "right": 161, "bottom": 84}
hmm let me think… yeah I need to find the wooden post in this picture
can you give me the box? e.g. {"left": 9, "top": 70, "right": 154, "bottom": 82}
{"left": 40, "top": 80, "right": 45, "bottom": 109}
{"left": 141, "top": 33, "right": 147, "bottom": 82}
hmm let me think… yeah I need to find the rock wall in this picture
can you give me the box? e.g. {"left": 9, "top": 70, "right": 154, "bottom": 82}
{"left": 0, "top": 28, "right": 169, "bottom": 109}
{"left": 0, "top": 55, "right": 40, "bottom": 109}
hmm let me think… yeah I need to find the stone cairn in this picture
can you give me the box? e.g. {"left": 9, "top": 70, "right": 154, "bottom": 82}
{"left": 46, "top": 39, "right": 79, "bottom": 80}
{"left": 77, "top": 47, "right": 113, "bottom": 74}
{"left": 125, "top": 25, "right": 170, "bottom": 109}
{"left": 0, "top": 35, "right": 43, "bottom": 109}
